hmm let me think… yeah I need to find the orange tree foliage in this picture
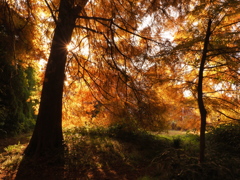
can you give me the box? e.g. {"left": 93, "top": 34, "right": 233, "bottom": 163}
{"left": 58, "top": 0, "right": 191, "bottom": 130}
{"left": 5, "top": 0, "right": 239, "bottom": 133}
{"left": 158, "top": 0, "right": 240, "bottom": 129}
{"left": 21, "top": 0, "right": 197, "bottom": 159}
{"left": 0, "top": 1, "right": 44, "bottom": 135}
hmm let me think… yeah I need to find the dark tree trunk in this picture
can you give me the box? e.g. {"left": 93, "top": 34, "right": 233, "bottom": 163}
{"left": 24, "top": 0, "right": 88, "bottom": 158}
{"left": 198, "top": 19, "right": 212, "bottom": 163}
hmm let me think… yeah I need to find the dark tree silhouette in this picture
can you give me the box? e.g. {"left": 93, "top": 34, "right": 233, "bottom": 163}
{"left": 198, "top": 19, "right": 212, "bottom": 163}
{"left": 24, "top": 0, "right": 88, "bottom": 157}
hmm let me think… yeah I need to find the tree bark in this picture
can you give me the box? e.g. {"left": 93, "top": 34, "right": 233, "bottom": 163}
{"left": 198, "top": 19, "right": 212, "bottom": 163}
{"left": 24, "top": 0, "right": 88, "bottom": 158}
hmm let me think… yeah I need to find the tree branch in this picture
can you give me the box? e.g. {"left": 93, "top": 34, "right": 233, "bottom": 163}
{"left": 76, "top": 16, "right": 161, "bottom": 44}
{"left": 44, "top": 0, "right": 57, "bottom": 24}
{"left": 216, "top": 110, "right": 240, "bottom": 121}
{"left": 77, "top": 16, "right": 112, "bottom": 21}
{"left": 111, "top": 21, "right": 160, "bottom": 44}
{"left": 75, "top": 25, "right": 104, "bottom": 34}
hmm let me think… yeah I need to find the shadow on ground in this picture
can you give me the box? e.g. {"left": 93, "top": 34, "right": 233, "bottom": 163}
{"left": 15, "top": 157, "right": 65, "bottom": 180}
{"left": 2, "top": 127, "right": 240, "bottom": 180}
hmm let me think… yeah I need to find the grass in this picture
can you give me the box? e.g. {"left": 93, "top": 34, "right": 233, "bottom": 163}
{"left": 0, "top": 125, "right": 239, "bottom": 179}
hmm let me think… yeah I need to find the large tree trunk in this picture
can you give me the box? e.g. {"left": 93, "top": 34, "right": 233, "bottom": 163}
{"left": 198, "top": 19, "right": 212, "bottom": 163}
{"left": 24, "top": 0, "right": 88, "bottom": 158}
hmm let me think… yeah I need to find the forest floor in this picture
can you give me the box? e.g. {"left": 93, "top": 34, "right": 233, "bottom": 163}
{"left": 0, "top": 133, "right": 31, "bottom": 180}
{"left": 0, "top": 133, "right": 32, "bottom": 153}
{"left": 0, "top": 126, "right": 239, "bottom": 180}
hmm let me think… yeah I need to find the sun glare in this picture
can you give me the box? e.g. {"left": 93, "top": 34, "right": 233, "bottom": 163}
{"left": 66, "top": 38, "right": 90, "bottom": 55}
{"left": 66, "top": 44, "right": 75, "bottom": 51}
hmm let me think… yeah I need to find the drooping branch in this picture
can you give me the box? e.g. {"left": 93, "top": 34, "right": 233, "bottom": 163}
{"left": 76, "top": 16, "right": 161, "bottom": 44}
{"left": 70, "top": 51, "right": 115, "bottom": 99}
{"left": 75, "top": 25, "right": 105, "bottom": 35}
{"left": 216, "top": 110, "right": 240, "bottom": 121}
{"left": 77, "top": 16, "right": 112, "bottom": 21}
{"left": 44, "top": 0, "right": 57, "bottom": 23}
{"left": 111, "top": 21, "right": 160, "bottom": 44}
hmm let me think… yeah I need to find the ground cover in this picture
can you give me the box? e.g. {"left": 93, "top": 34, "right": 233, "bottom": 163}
{"left": 0, "top": 125, "right": 239, "bottom": 180}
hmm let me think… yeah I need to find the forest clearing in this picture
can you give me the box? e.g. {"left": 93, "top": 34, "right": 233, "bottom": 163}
{"left": 0, "top": 0, "right": 239, "bottom": 179}
{"left": 1, "top": 125, "right": 240, "bottom": 180}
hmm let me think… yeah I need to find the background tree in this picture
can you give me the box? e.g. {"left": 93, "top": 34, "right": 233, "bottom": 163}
{"left": 0, "top": 1, "right": 40, "bottom": 137}
{"left": 170, "top": 0, "right": 240, "bottom": 162}
{"left": 198, "top": 18, "right": 212, "bottom": 163}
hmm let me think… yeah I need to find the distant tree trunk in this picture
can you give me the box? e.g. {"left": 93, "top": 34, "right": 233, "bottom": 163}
{"left": 24, "top": 0, "right": 88, "bottom": 157}
{"left": 198, "top": 19, "right": 212, "bottom": 163}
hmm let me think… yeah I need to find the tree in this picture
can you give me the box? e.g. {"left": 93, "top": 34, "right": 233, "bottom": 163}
{"left": 0, "top": 1, "right": 39, "bottom": 137}
{"left": 24, "top": 0, "right": 89, "bottom": 157}
{"left": 198, "top": 18, "right": 212, "bottom": 163}
{"left": 171, "top": 0, "right": 240, "bottom": 162}
{"left": 22, "top": 0, "right": 190, "bottom": 158}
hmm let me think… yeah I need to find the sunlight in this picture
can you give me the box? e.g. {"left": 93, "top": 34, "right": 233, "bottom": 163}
{"left": 66, "top": 43, "right": 75, "bottom": 52}
{"left": 39, "top": 58, "right": 47, "bottom": 71}
{"left": 38, "top": 11, "right": 47, "bottom": 20}
{"left": 66, "top": 38, "right": 90, "bottom": 56}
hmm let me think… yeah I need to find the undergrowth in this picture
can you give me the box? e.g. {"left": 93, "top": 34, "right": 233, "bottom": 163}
{"left": 0, "top": 124, "right": 239, "bottom": 179}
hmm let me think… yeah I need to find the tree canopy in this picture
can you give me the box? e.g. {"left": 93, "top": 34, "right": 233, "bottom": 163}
{"left": 1, "top": 0, "right": 239, "bottom": 162}
{"left": 0, "top": 1, "right": 40, "bottom": 136}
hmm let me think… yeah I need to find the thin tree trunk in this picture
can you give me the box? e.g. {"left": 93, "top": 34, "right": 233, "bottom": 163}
{"left": 24, "top": 0, "right": 88, "bottom": 158}
{"left": 198, "top": 19, "right": 212, "bottom": 163}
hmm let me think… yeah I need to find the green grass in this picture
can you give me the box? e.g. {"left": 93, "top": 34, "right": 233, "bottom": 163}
{"left": 1, "top": 125, "right": 240, "bottom": 179}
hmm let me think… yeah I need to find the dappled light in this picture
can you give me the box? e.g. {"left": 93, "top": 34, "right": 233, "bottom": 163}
{"left": 0, "top": 0, "right": 239, "bottom": 179}
{"left": 1, "top": 126, "right": 240, "bottom": 179}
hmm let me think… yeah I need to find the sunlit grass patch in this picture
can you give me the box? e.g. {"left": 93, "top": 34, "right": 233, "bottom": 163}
{"left": 4, "top": 142, "right": 25, "bottom": 153}
{"left": 0, "top": 143, "right": 26, "bottom": 179}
